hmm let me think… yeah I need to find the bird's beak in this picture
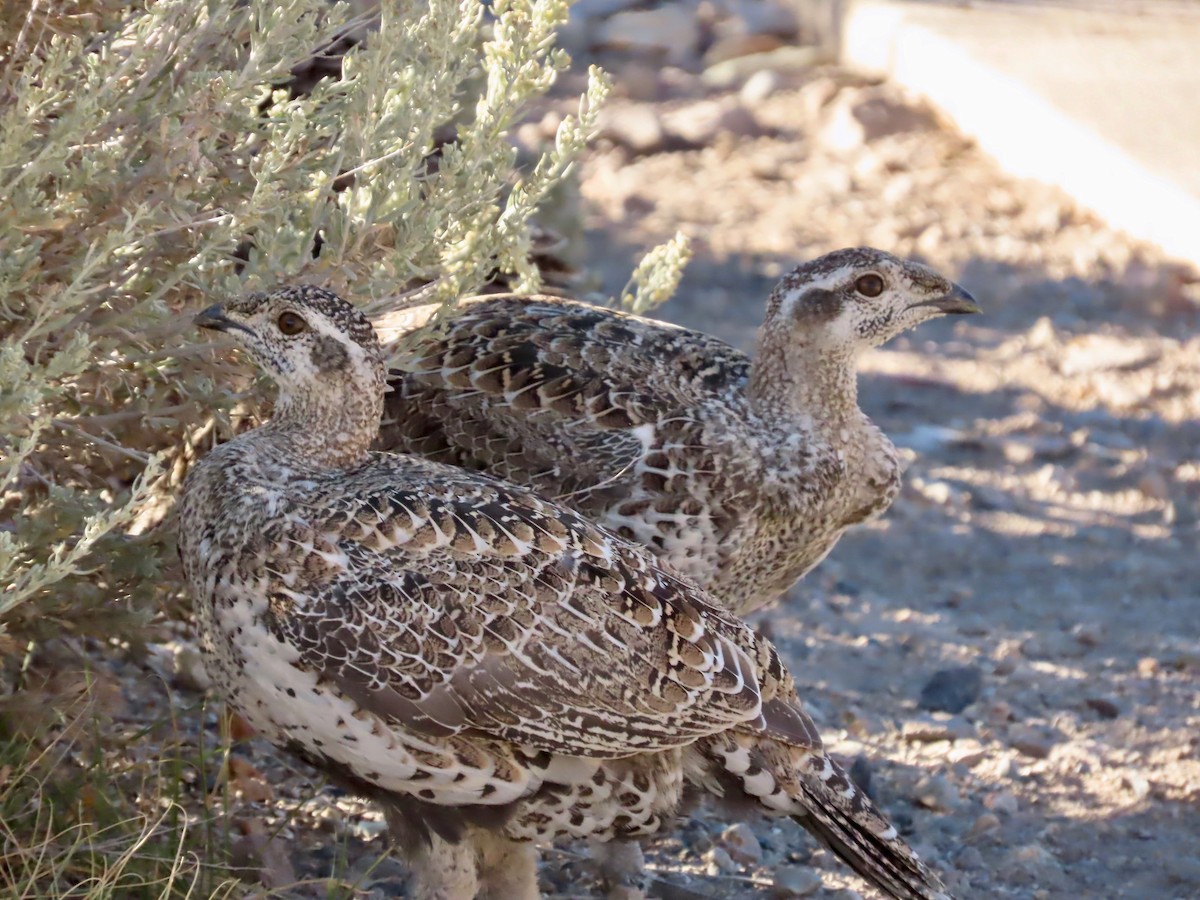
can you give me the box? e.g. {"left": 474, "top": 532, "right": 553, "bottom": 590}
{"left": 907, "top": 284, "right": 981, "bottom": 316}
{"left": 195, "top": 303, "right": 254, "bottom": 336}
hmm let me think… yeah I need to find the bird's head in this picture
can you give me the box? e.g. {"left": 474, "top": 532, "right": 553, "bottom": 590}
{"left": 764, "top": 248, "right": 979, "bottom": 356}
{"left": 195, "top": 285, "right": 385, "bottom": 398}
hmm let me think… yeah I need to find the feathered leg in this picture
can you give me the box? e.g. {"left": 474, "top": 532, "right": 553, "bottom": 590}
{"left": 382, "top": 804, "right": 480, "bottom": 900}
{"left": 590, "top": 838, "right": 650, "bottom": 900}
{"left": 474, "top": 829, "right": 540, "bottom": 900}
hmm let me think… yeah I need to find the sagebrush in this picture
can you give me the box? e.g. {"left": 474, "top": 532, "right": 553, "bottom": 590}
{"left": 0, "top": 0, "right": 608, "bottom": 647}
{"left": 0, "top": 0, "right": 619, "bottom": 894}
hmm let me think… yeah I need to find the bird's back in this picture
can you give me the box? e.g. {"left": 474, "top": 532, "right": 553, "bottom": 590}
{"left": 380, "top": 296, "right": 836, "bottom": 609}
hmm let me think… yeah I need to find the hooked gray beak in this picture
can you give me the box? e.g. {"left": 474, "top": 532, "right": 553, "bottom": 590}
{"left": 195, "top": 303, "right": 254, "bottom": 336}
{"left": 907, "top": 284, "right": 981, "bottom": 316}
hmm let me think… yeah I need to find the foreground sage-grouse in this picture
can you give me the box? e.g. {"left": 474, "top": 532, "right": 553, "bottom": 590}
{"left": 378, "top": 248, "right": 979, "bottom": 616}
{"left": 177, "top": 285, "right": 949, "bottom": 900}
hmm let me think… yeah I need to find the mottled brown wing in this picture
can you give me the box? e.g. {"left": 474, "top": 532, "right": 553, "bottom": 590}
{"left": 378, "top": 296, "right": 751, "bottom": 499}
{"left": 257, "top": 457, "right": 773, "bottom": 758}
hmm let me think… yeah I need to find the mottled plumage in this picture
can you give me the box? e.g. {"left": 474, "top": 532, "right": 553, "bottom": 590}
{"left": 178, "top": 285, "right": 949, "bottom": 899}
{"left": 379, "top": 248, "right": 978, "bottom": 615}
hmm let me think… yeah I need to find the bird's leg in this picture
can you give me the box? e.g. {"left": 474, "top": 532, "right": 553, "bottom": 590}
{"left": 473, "top": 828, "right": 540, "bottom": 900}
{"left": 383, "top": 804, "right": 480, "bottom": 900}
{"left": 406, "top": 835, "right": 480, "bottom": 900}
{"left": 590, "top": 838, "right": 651, "bottom": 900}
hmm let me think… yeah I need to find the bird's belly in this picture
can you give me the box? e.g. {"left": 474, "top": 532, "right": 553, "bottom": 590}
{"left": 506, "top": 750, "right": 685, "bottom": 843}
{"left": 207, "top": 602, "right": 528, "bottom": 806}
{"left": 206, "top": 601, "right": 687, "bottom": 833}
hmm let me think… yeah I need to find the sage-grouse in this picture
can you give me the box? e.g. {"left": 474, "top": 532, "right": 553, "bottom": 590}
{"left": 178, "top": 286, "right": 949, "bottom": 900}
{"left": 378, "top": 248, "right": 978, "bottom": 616}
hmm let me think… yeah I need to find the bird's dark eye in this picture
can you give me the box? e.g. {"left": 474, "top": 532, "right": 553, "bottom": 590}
{"left": 277, "top": 311, "right": 307, "bottom": 335}
{"left": 855, "top": 273, "right": 885, "bottom": 298}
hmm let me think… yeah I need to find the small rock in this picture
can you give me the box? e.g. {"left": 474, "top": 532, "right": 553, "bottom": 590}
{"left": 703, "top": 44, "right": 827, "bottom": 88}
{"left": 985, "top": 791, "right": 1020, "bottom": 816}
{"left": 913, "top": 774, "right": 959, "bottom": 812}
{"left": 229, "top": 819, "right": 297, "bottom": 888}
{"left": 903, "top": 712, "right": 976, "bottom": 743}
{"left": 740, "top": 68, "right": 784, "bottom": 105}
{"left": 1059, "top": 335, "right": 1159, "bottom": 376}
{"left": 1164, "top": 853, "right": 1200, "bottom": 884}
{"left": 1007, "top": 725, "right": 1054, "bottom": 759}
{"left": 720, "top": 822, "right": 762, "bottom": 865}
{"left": 1121, "top": 771, "right": 1151, "bottom": 801}
{"left": 598, "top": 7, "right": 701, "bottom": 66}
{"left": 705, "top": 846, "right": 737, "bottom": 875}
{"left": 968, "top": 812, "right": 1001, "bottom": 838}
{"left": 663, "top": 98, "right": 762, "bottom": 146}
{"left": 1137, "top": 469, "right": 1171, "bottom": 501}
{"left": 1026, "top": 316, "right": 1057, "bottom": 349}
{"left": 918, "top": 665, "right": 984, "bottom": 714}
{"left": 706, "top": 33, "right": 786, "bottom": 66}
{"left": 1071, "top": 622, "right": 1104, "bottom": 647}
{"left": 1085, "top": 696, "right": 1121, "bottom": 719}
{"left": 954, "top": 846, "right": 985, "bottom": 870}
{"left": 1009, "top": 843, "right": 1055, "bottom": 867}
{"left": 892, "top": 424, "right": 966, "bottom": 455}
{"left": 816, "top": 88, "right": 938, "bottom": 153}
{"left": 598, "top": 105, "right": 666, "bottom": 155}
{"left": 771, "top": 864, "right": 822, "bottom": 897}
{"left": 172, "top": 641, "right": 212, "bottom": 693}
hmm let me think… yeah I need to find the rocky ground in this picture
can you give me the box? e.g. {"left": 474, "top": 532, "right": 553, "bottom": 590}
{"left": 89, "top": 3, "right": 1200, "bottom": 898}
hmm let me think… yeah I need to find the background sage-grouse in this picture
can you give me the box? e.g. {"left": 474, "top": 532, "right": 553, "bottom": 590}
{"left": 177, "top": 285, "right": 949, "bottom": 900}
{"left": 378, "top": 248, "right": 979, "bottom": 616}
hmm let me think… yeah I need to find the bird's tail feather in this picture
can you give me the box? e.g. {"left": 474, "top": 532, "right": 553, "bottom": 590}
{"left": 696, "top": 734, "right": 950, "bottom": 900}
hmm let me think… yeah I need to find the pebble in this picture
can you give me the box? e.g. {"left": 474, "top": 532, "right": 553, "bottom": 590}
{"left": 598, "top": 105, "right": 667, "bottom": 155}
{"left": 1121, "top": 771, "right": 1151, "bottom": 801}
{"left": 740, "top": 68, "right": 783, "bottom": 104}
{"left": 913, "top": 774, "right": 960, "bottom": 812}
{"left": 816, "top": 88, "right": 938, "bottom": 152}
{"left": 903, "top": 712, "right": 976, "bottom": 743}
{"left": 598, "top": 7, "right": 701, "bottom": 66}
{"left": 918, "top": 665, "right": 984, "bottom": 714}
{"left": 1026, "top": 316, "right": 1058, "bottom": 349}
{"left": 705, "top": 846, "right": 737, "bottom": 875}
{"left": 705, "top": 33, "right": 786, "bottom": 66}
{"left": 968, "top": 812, "right": 1001, "bottom": 838}
{"left": 1007, "top": 724, "right": 1054, "bottom": 759}
{"left": 1085, "top": 696, "right": 1121, "bottom": 719}
{"left": 663, "top": 98, "right": 763, "bottom": 146}
{"left": 1165, "top": 853, "right": 1200, "bottom": 884}
{"left": 719, "top": 821, "right": 763, "bottom": 864}
{"left": 771, "top": 865, "right": 822, "bottom": 897}
{"left": 702, "top": 44, "right": 826, "bottom": 87}
{"left": 985, "top": 790, "right": 1020, "bottom": 816}
{"left": 953, "top": 846, "right": 985, "bottom": 870}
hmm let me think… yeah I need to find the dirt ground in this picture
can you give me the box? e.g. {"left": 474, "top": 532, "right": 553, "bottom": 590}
{"left": 105, "top": 44, "right": 1199, "bottom": 900}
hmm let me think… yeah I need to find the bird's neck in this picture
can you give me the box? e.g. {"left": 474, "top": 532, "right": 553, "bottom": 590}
{"left": 748, "top": 340, "right": 861, "bottom": 428}
{"left": 261, "top": 379, "right": 383, "bottom": 470}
